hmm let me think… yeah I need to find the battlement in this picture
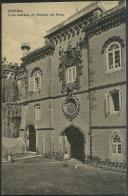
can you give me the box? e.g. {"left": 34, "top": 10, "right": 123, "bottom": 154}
{"left": 2, "top": 57, "right": 27, "bottom": 81}
{"left": 2, "top": 58, "right": 19, "bottom": 71}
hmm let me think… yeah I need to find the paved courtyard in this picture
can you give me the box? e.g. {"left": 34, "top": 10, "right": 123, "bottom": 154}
{"left": 2, "top": 158, "right": 127, "bottom": 195}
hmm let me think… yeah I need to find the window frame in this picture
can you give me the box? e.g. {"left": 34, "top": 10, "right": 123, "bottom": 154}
{"left": 105, "top": 89, "right": 122, "bottom": 115}
{"left": 111, "top": 132, "right": 122, "bottom": 156}
{"left": 29, "top": 76, "right": 35, "bottom": 92}
{"left": 33, "top": 70, "right": 42, "bottom": 91}
{"left": 66, "top": 66, "right": 77, "bottom": 84}
{"left": 35, "top": 105, "right": 41, "bottom": 121}
{"left": 106, "top": 42, "right": 122, "bottom": 72}
{"left": 29, "top": 69, "right": 42, "bottom": 92}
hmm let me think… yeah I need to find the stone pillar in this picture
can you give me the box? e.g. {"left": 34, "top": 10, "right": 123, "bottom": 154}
{"left": 42, "top": 136, "right": 45, "bottom": 156}
{"left": 26, "top": 128, "right": 29, "bottom": 151}
{"left": 63, "top": 135, "right": 71, "bottom": 157}
{"left": 85, "top": 132, "right": 91, "bottom": 160}
{"left": 59, "top": 135, "right": 64, "bottom": 158}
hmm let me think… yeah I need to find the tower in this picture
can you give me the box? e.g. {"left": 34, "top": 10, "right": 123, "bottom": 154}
{"left": 21, "top": 43, "right": 31, "bottom": 57}
{"left": 2, "top": 58, "right": 21, "bottom": 138}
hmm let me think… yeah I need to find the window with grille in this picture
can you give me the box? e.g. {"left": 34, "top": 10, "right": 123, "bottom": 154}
{"left": 35, "top": 105, "right": 40, "bottom": 120}
{"left": 112, "top": 133, "right": 122, "bottom": 155}
{"left": 66, "top": 66, "right": 76, "bottom": 84}
{"left": 106, "top": 42, "right": 121, "bottom": 71}
{"left": 105, "top": 89, "right": 122, "bottom": 114}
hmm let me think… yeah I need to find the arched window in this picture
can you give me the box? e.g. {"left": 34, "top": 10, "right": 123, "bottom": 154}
{"left": 29, "top": 68, "right": 42, "bottom": 92}
{"left": 35, "top": 104, "right": 40, "bottom": 120}
{"left": 105, "top": 89, "right": 122, "bottom": 115}
{"left": 106, "top": 42, "right": 121, "bottom": 71}
{"left": 111, "top": 132, "right": 122, "bottom": 154}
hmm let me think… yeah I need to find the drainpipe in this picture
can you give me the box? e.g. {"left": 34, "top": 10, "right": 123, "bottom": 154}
{"left": 48, "top": 54, "right": 52, "bottom": 158}
{"left": 86, "top": 35, "right": 92, "bottom": 160}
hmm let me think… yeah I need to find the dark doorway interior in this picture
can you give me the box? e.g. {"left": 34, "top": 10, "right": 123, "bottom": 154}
{"left": 63, "top": 126, "right": 85, "bottom": 162}
{"left": 29, "top": 125, "right": 36, "bottom": 152}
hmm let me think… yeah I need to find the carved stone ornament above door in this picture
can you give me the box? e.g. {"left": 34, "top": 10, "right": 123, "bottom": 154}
{"left": 59, "top": 41, "right": 83, "bottom": 94}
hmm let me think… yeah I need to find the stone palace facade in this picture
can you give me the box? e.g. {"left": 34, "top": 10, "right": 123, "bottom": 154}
{"left": 2, "top": 1, "right": 127, "bottom": 163}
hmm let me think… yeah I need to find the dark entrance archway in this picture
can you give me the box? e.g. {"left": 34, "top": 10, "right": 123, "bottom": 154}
{"left": 28, "top": 125, "right": 36, "bottom": 152}
{"left": 62, "top": 126, "right": 85, "bottom": 162}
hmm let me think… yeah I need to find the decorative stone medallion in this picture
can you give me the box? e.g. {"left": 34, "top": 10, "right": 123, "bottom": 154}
{"left": 62, "top": 95, "right": 80, "bottom": 121}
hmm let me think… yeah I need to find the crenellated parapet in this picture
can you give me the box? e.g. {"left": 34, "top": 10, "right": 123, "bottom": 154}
{"left": 20, "top": 1, "right": 127, "bottom": 66}
{"left": 2, "top": 58, "right": 27, "bottom": 80}
{"left": 44, "top": 2, "right": 104, "bottom": 44}
{"left": 44, "top": 1, "right": 126, "bottom": 44}
{"left": 2, "top": 59, "right": 19, "bottom": 79}
{"left": 45, "top": 11, "right": 101, "bottom": 45}
{"left": 21, "top": 42, "right": 55, "bottom": 65}
{"left": 84, "top": 4, "right": 127, "bottom": 38}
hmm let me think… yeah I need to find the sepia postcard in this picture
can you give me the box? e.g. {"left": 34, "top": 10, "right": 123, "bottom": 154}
{"left": 1, "top": 0, "right": 127, "bottom": 195}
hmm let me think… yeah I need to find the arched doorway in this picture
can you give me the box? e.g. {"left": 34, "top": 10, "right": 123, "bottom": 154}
{"left": 62, "top": 126, "right": 85, "bottom": 162}
{"left": 28, "top": 125, "right": 36, "bottom": 152}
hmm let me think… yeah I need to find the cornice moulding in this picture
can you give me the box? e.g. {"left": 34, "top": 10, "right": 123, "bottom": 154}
{"left": 84, "top": 6, "right": 126, "bottom": 38}
{"left": 21, "top": 44, "right": 55, "bottom": 64}
{"left": 45, "top": 1, "right": 104, "bottom": 38}
{"left": 20, "top": 3, "right": 126, "bottom": 65}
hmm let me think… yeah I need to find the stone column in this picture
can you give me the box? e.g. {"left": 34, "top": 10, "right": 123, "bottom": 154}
{"left": 42, "top": 136, "right": 45, "bottom": 156}
{"left": 63, "top": 135, "right": 71, "bottom": 157}
{"left": 85, "top": 132, "right": 91, "bottom": 160}
{"left": 59, "top": 135, "right": 64, "bottom": 158}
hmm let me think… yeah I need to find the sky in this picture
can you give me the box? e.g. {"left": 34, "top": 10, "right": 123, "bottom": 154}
{"left": 2, "top": 1, "right": 119, "bottom": 63}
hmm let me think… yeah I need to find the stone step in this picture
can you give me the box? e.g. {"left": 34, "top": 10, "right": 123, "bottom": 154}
{"left": 2, "top": 153, "right": 43, "bottom": 162}
{"left": 13, "top": 154, "right": 42, "bottom": 161}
